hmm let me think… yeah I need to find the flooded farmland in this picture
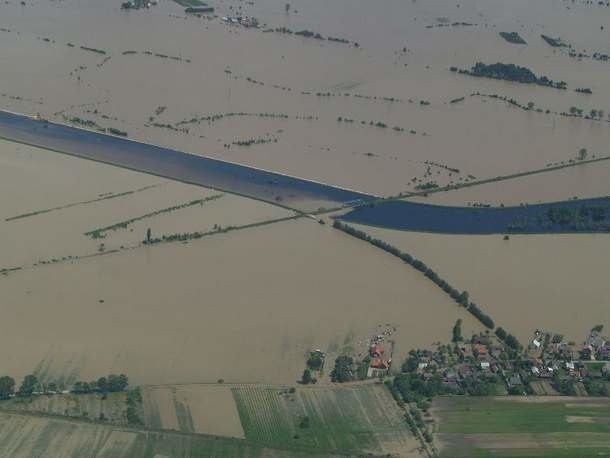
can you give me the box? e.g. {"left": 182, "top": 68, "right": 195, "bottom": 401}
{"left": 356, "top": 224, "right": 610, "bottom": 344}
{"left": 0, "top": 0, "right": 610, "bottom": 196}
{"left": 408, "top": 159, "right": 610, "bottom": 207}
{"left": 1, "top": 0, "right": 610, "bottom": 455}
{"left": 0, "top": 217, "right": 484, "bottom": 385}
{"left": 0, "top": 111, "right": 372, "bottom": 211}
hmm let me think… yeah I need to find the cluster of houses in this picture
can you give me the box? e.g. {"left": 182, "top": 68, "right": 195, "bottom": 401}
{"left": 221, "top": 15, "right": 259, "bottom": 28}
{"left": 121, "top": 0, "right": 157, "bottom": 10}
{"left": 412, "top": 327, "right": 610, "bottom": 396}
{"left": 365, "top": 333, "right": 394, "bottom": 378}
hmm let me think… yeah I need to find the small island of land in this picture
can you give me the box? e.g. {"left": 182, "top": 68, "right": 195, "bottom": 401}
{"left": 499, "top": 31, "right": 527, "bottom": 45}
{"left": 451, "top": 62, "right": 568, "bottom": 90}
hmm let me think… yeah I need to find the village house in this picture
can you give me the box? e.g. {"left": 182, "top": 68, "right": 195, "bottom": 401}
{"left": 367, "top": 358, "right": 390, "bottom": 378}
{"left": 369, "top": 344, "right": 384, "bottom": 358}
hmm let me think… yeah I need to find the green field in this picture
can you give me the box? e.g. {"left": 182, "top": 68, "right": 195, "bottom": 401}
{"left": 443, "top": 447, "right": 610, "bottom": 458}
{"left": 435, "top": 396, "right": 610, "bottom": 458}
{"left": 0, "top": 384, "right": 412, "bottom": 457}
{"left": 231, "top": 384, "right": 412, "bottom": 455}
{"left": 0, "top": 411, "right": 340, "bottom": 457}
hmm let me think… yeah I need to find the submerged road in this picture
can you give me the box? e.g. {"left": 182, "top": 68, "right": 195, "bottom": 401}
{"left": 0, "top": 110, "right": 375, "bottom": 211}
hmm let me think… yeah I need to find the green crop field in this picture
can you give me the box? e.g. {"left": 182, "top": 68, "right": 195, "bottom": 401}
{"left": 0, "top": 411, "right": 338, "bottom": 457}
{"left": 443, "top": 447, "right": 610, "bottom": 458}
{"left": 231, "top": 383, "right": 412, "bottom": 455}
{"left": 434, "top": 396, "right": 610, "bottom": 458}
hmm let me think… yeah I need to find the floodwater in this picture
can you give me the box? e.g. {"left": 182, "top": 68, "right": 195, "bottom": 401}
{"left": 357, "top": 224, "right": 610, "bottom": 344}
{"left": 0, "top": 0, "right": 609, "bottom": 197}
{"left": 409, "top": 160, "right": 610, "bottom": 207}
{"left": 0, "top": 110, "right": 372, "bottom": 211}
{"left": 339, "top": 196, "right": 610, "bottom": 234}
{"left": 1, "top": 0, "right": 610, "bottom": 391}
{"left": 0, "top": 138, "right": 292, "bottom": 270}
{"left": 0, "top": 218, "right": 483, "bottom": 385}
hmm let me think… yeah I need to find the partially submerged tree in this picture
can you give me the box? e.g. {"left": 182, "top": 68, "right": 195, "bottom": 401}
{"left": 578, "top": 148, "right": 588, "bottom": 161}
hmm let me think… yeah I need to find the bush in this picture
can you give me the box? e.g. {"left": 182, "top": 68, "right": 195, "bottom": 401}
{"left": 495, "top": 327, "right": 507, "bottom": 340}
{"left": 452, "top": 319, "right": 463, "bottom": 342}
{"left": 0, "top": 376, "right": 15, "bottom": 400}
{"left": 299, "top": 416, "right": 310, "bottom": 428}
{"left": 306, "top": 352, "right": 324, "bottom": 371}
{"left": 495, "top": 328, "right": 521, "bottom": 350}
{"left": 330, "top": 356, "right": 354, "bottom": 383}
{"left": 423, "top": 430, "right": 433, "bottom": 443}
{"left": 301, "top": 369, "right": 312, "bottom": 385}
{"left": 417, "top": 399, "right": 431, "bottom": 411}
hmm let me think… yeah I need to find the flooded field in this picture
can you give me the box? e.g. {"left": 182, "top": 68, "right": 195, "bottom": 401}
{"left": 0, "top": 110, "right": 372, "bottom": 211}
{"left": 356, "top": 224, "right": 610, "bottom": 343}
{"left": 0, "top": 215, "right": 483, "bottom": 386}
{"left": 2, "top": 0, "right": 610, "bottom": 454}
{"left": 0, "top": 0, "right": 609, "bottom": 197}
{"left": 0, "top": 138, "right": 294, "bottom": 270}
{"left": 409, "top": 159, "right": 610, "bottom": 207}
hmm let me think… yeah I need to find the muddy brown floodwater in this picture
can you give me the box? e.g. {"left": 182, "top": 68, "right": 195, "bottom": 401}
{"left": 0, "top": 0, "right": 609, "bottom": 196}
{"left": 357, "top": 224, "right": 610, "bottom": 344}
{"left": 0, "top": 217, "right": 483, "bottom": 385}
{"left": 1, "top": 0, "right": 609, "bottom": 391}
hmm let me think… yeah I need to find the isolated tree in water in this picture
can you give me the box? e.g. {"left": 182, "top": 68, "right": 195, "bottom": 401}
{"left": 578, "top": 148, "right": 588, "bottom": 161}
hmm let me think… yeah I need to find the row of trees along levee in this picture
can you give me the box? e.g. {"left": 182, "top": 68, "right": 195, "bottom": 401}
{"left": 332, "top": 221, "right": 520, "bottom": 348}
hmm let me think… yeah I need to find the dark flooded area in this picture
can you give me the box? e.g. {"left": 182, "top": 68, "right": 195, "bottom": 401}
{"left": 0, "top": 110, "right": 373, "bottom": 211}
{"left": 339, "top": 198, "right": 610, "bottom": 234}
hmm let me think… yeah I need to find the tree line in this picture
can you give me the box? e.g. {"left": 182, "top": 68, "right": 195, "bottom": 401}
{"left": 333, "top": 221, "right": 495, "bottom": 329}
{"left": 452, "top": 62, "right": 567, "bottom": 90}
{"left": 0, "top": 373, "right": 130, "bottom": 400}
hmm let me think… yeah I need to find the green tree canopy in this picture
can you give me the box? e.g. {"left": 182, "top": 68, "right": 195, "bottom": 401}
{"left": 18, "top": 374, "right": 38, "bottom": 396}
{"left": 0, "top": 376, "right": 15, "bottom": 400}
